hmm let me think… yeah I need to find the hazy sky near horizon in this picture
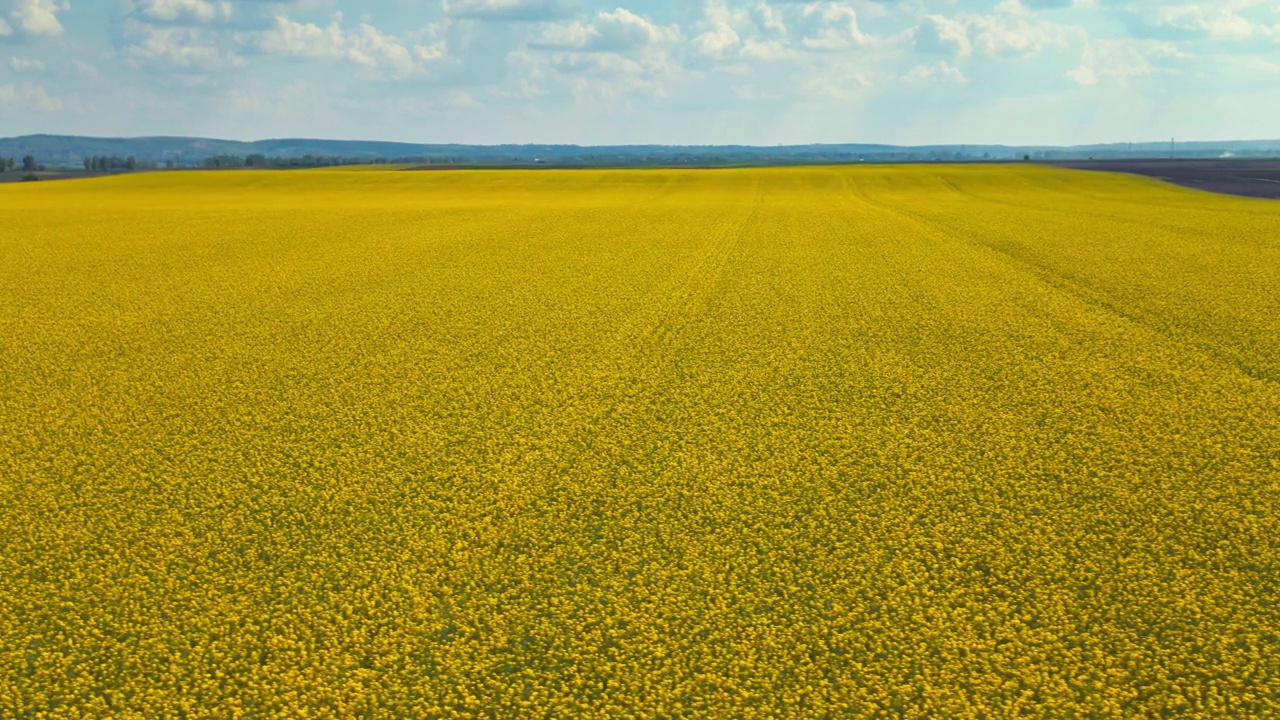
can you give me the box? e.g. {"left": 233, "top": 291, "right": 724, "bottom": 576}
{"left": 0, "top": 0, "right": 1276, "bottom": 146}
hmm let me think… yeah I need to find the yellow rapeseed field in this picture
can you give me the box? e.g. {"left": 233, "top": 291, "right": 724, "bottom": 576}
{"left": 1, "top": 165, "right": 1278, "bottom": 718}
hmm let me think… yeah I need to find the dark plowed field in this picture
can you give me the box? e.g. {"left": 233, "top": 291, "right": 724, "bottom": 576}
{"left": 1054, "top": 159, "right": 1280, "bottom": 199}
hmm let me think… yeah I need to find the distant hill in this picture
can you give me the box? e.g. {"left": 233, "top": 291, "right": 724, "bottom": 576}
{"left": 2, "top": 134, "right": 1278, "bottom": 168}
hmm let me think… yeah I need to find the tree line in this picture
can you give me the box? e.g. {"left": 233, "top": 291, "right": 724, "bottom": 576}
{"left": 0, "top": 156, "right": 41, "bottom": 173}
{"left": 3, "top": 154, "right": 398, "bottom": 174}
{"left": 83, "top": 156, "right": 161, "bottom": 172}
{"left": 200, "top": 154, "right": 396, "bottom": 169}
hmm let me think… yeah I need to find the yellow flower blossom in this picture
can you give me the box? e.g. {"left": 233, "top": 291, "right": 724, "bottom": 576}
{"left": 1, "top": 165, "right": 1278, "bottom": 718}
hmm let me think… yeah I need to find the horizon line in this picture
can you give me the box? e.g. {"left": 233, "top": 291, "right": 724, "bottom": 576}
{"left": 5, "top": 133, "right": 1280, "bottom": 150}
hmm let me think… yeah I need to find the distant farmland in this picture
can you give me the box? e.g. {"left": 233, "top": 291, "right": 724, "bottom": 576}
{"left": 2, "top": 166, "right": 1278, "bottom": 717}
{"left": 1056, "top": 159, "right": 1280, "bottom": 200}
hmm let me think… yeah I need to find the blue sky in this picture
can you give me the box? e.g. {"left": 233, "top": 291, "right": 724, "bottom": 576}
{"left": 0, "top": 0, "right": 1277, "bottom": 145}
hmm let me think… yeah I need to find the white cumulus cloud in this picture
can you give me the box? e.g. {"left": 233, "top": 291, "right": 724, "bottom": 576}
{"left": 135, "top": 0, "right": 234, "bottom": 25}
{"left": 904, "top": 60, "right": 967, "bottom": 83}
{"left": 1068, "top": 39, "right": 1164, "bottom": 86}
{"left": 0, "top": 82, "right": 63, "bottom": 111}
{"left": 797, "top": 2, "right": 873, "bottom": 51}
{"left": 257, "top": 14, "right": 448, "bottom": 79}
{"left": 535, "top": 8, "right": 680, "bottom": 53}
{"left": 123, "top": 23, "right": 245, "bottom": 71}
{"left": 693, "top": 23, "right": 740, "bottom": 56}
{"left": 3, "top": 0, "right": 67, "bottom": 36}
{"left": 914, "top": 14, "right": 971, "bottom": 58}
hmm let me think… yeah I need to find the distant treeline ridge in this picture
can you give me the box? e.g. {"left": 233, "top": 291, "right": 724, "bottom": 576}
{"left": 4, "top": 134, "right": 1280, "bottom": 170}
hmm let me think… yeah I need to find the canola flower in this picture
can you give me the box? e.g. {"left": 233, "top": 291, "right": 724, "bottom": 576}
{"left": 1, "top": 165, "right": 1278, "bottom": 718}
